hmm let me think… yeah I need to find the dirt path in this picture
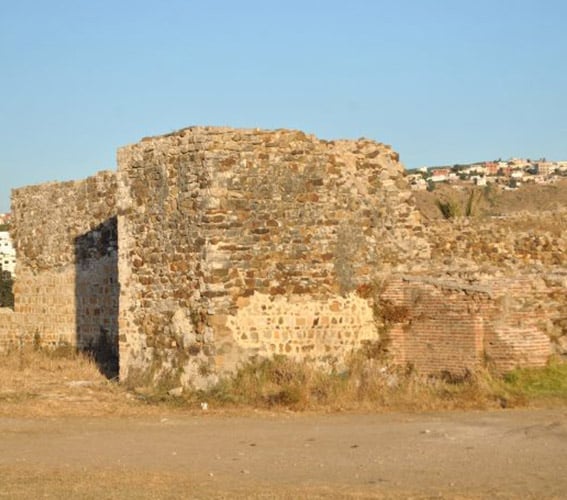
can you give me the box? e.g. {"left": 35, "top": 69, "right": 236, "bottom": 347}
{"left": 1, "top": 408, "right": 566, "bottom": 498}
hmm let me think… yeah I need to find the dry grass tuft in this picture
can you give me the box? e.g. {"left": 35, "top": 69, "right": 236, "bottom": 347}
{"left": 0, "top": 345, "right": 148, "bottom": 417}
{"left": 2, "top": 345, "right": 566, "bottom": 416}
{"left": 184, "top": 354, "right": 529, "bottom": 412}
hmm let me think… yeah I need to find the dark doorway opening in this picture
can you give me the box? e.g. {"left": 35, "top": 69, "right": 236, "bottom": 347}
{"left": 74, "top": 216, "right": 119, "bottom": 379}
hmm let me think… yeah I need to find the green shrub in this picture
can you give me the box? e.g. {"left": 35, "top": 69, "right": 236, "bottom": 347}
{"left": 436, "top": 199, "right": 461, "bottom": 219}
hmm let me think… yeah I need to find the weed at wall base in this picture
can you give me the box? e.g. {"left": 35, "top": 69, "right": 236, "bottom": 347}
{"left": 181, "top": 352, "right": 544, "bottom": 412}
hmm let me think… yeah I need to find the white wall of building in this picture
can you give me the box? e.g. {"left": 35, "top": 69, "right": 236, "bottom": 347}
{"left": 0, "top": 231, "right": 16, "bottom": 276}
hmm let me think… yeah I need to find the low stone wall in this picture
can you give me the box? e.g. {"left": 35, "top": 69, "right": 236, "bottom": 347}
{"left": 11, "top": 268, "right": 76, "bottom": 346}
{"left": 426, "top": 209, "right": 567, "bottom": 270}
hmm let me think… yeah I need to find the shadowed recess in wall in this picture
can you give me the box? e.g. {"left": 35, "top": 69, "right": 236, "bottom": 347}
{"left": 74, "top": 217, "right": 119, "bottom": 379}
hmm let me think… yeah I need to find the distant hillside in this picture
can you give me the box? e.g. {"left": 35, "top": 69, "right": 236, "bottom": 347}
{"left": 412, "top": 179, "right": 567, "bottom": 221}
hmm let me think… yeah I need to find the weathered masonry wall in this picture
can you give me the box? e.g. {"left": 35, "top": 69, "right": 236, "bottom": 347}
{"left": 6, "top": 172, "right": 119, "bottom": 376}
{"left": 116, "top": 127, "right": 429, "bottom": 385}
{"left": 3, "top": 126, "right": 563, "bottom": 389}
{"left": 380, "top": 274, "right": 560, "bottom": 374}
{"left": 0, "top": 308, "right": 19, "bottom": 348}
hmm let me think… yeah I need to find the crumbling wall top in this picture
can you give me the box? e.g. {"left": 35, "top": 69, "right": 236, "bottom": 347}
{"left": 11, "top": 170, "right": 117, "bottom": 271}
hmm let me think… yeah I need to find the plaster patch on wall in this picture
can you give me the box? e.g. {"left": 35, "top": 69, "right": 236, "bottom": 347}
{"left": 226, "top": 292, "right": 378, "bottom": 365}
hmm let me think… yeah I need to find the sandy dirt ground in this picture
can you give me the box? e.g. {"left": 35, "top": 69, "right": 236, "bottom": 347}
{"left": 1, "top": 408, "right": 566, "bottom": 499}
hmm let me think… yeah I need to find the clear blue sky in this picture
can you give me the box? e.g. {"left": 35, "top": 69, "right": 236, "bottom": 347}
{"left": 1, "top": 0, "right": 566, "bottom": 212}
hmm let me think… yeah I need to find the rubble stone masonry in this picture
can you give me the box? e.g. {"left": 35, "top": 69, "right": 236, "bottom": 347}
{"left": 115, "top": 127, "right": 428, "bottom": 386}
{"left": 3, "top": 172, "right": 118, "bottom": 376}
{"left": 2, "top": 126, "right": 564, "bottom": 388}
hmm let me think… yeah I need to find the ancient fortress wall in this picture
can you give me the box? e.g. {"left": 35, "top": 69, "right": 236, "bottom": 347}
{"left": 4, "top": 172, "right": 118, "bottom": 375}
{"left": 2, "top": 126, "right": 563, "bottom": 388}
{"left": 116, "top": 127, "right": 429, "bottom": 385}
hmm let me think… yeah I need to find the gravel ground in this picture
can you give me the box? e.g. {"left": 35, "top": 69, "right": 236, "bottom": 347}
{"left": 1, "top": 408, "right": 566, "bottom": 498}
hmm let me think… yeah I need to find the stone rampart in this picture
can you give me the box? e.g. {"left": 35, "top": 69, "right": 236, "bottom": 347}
{"left": 3, "top": 126, "right": 563, "bottom": 388}
{"left": 426, "top": 210, "right": 567, "bottom": 271}
{"left": 6, "top": 172, "right": 119, "bottom": 376}
{"left": 116, "top": 127, "right": 429, "bottom": 385}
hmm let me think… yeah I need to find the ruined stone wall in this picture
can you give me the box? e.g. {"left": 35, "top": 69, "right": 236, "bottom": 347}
{"left": 4, "top": 126, "right": 563, "bottom": 387}
{"left": 426, "top": 209, "right": 567, "bottom": 271}
{"left": 116, "top": 127, "right": 429, "bottom": 385}
{"left": 417, "top": 207, "right": 567, "bottom": 368}
{"left": 7, "top": 172, "right": 118, "bottom": 370}
{"left": 486, "top": 274, "right": 565, "bottom": 370}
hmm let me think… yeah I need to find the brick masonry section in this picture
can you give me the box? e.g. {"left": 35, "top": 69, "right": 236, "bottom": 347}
{"left": 380, "top": 276, "right": 554, "bottom": 375}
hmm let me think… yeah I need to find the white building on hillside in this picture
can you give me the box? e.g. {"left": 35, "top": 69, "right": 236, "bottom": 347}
{"left": 0, "top": 231, "right": 16, "bottom": 277}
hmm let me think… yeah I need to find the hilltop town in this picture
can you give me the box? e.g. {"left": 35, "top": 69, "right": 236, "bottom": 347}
{"left": 406, "top": 158, "right": 567, "bottom": 191}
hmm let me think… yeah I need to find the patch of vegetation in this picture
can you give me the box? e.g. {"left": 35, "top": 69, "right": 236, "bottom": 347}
{"left": 0, "top": 344, "right": 140, "bottom": 418}
{"left": 202, "top": 355, "right": 314, "bottom": 407}
{"left": 4, "top": 339, "right": 566, "bottom": 414}
{"left": 80, "top": 329, "right": 119, "bottom": 380}
{"left": 0, "top": 274, "right": 14, "bottom": 308}
{"left": 500, "top": 361, "right": 567, "bottom": 400}
{"left": 436, "top": 198, "right": 462, "bottom": 219}
{"left": 416, "top": 179, "right": 567, "bottom": 221}
{"left": 435, "top": 189, "right": 484, "bottom": 219}
{"left": 124, "top": 360, "right": 181, "bottom": 398}
{"left": 464, "top": 189, "right": 483, "bottom": 217}
{"left": 175, "top": 352, "right": 567, "bottom": 412}
{"left": 182, "top": 353, "right": 507, "bottom": 412}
